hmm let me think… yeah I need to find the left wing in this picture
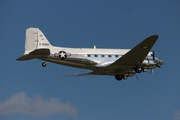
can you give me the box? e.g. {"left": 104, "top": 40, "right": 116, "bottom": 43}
{"left": 63, "top": 72, "right": 96, "bottom": 77}
{"left": 106, "top": 35, "right": 158, "bottom": 70}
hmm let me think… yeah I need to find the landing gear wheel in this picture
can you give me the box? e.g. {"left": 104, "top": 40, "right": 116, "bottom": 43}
{"left": 134, "top": 67, "right": 143, "bottom": 73}
{"left": 115, "top": 75, "right": 123, "bottom": 81}
{"left": 42, "top": 62, "right": 47, "bottom": 67}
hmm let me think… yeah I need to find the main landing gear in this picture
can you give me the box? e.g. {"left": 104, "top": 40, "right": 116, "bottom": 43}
{"left": 42, "top": 61, "right": 48, "bottom": 67}
{"left": 115, "top": 75, "right": 127, "bottom": 81}
{"left": 134, "top": 67, "right": 143, "bottom": 73}
{"left": 115, "top": 67, "right": 146, "bottom": 81}
{"left": 134, "top": 67, "right": 147, "bottom": 73}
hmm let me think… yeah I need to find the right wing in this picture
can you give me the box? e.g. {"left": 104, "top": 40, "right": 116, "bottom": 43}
{"left": 106, "top": 35, "right": 158, "bottom": 70}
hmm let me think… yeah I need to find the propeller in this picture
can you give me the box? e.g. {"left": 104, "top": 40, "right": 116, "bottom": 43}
{"left": 149, "top": 50, "right": 162, "bottom": 74}
{"left": 151, "top": 51, "right": 155, "bottom": 61}
{"left": 135, "top": 73, "right": 140, "bottom": 81}
{"left": 151, "top": 51, "right": 161, "bottom": 68}
{"left": 150, "top": 69, "right": 154, "bottom": 74}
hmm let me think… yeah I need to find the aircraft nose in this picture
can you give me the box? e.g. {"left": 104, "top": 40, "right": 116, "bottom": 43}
{"left": 161, "top": 59, "right": 164, "bottom": 65}
{"left": 158, "top": 59, "right": 164, "bottom": 66}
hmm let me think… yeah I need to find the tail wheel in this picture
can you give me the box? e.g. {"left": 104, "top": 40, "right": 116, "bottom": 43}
{"left": 134, "top": 67, "right": 143, "bottom": 73}
{"left": 59, "top": 51, "right": 67, "bottom": 59}
{"left": 42, "top": 62, "right": 47, "bottom": 67}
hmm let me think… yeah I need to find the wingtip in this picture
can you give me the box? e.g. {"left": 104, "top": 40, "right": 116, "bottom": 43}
{"left": 151, "top": 35, "right": 159, "bottom": 39}
{"left": 16, "top": 58, "right": 20, "bottom": 61}
{"left": 145, "top": 35, "right": 159, "bottom": 42}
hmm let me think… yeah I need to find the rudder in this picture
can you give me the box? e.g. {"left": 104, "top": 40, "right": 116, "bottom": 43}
{"left": 24, "top": 28, "right": 52, "bottom": 54}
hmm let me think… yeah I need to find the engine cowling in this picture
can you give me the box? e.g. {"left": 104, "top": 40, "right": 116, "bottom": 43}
{"left": 134, "top": 67, "right": 143, "bottom": 73}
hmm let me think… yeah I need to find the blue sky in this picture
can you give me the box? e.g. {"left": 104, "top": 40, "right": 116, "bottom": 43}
{"left": 0, "top": 0, "right": 180, "bottom": 120}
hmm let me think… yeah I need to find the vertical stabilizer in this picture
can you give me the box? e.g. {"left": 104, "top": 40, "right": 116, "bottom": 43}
{"left": 36, "top": 28, "right": 52, "bottom": 49}
{"left": 25, "top": 28, "right": 38, "bottom": 53}
{"left": 24, "top": 28, "right": 52, "bottom": 54}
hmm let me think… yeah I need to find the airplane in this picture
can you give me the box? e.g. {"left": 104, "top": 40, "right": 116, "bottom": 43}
{"left": 17, "top": 28, "right": 163, "bottom": 81}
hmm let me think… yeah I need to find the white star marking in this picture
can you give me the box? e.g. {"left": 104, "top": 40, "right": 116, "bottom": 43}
{"left": 60, "top": 52, "right": 66, "bottom": 58}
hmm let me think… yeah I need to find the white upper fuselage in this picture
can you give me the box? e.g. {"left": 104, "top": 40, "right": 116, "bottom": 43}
{"left": 44, "top": 45, "right": 153, "bottom": 67}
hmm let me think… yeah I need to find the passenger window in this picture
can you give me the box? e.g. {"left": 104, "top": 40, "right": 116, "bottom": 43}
{"left": 101, "top": 55, "right": 105, "bottom": 57}
{"left": 94, "top": 55, "right": 98, "bottom": 57}
{"left": 108, "top": 55, "right": 112, "bottom": 57}
{"left": 115, "top": 55, "right": 119, "bottom": 58}
{"left": 87, "top": 54, "right": 91, "bottom": 57}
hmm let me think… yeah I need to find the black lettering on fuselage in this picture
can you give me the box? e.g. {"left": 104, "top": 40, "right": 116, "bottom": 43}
{"left": 42, "top": 43, "right": 49, "bottom": 46}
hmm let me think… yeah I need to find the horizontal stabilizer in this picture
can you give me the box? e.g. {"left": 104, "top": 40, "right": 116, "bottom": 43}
{"left": 16, "top": 48, "right": 50, "bottom": 61}
{"left": 29, "top": 48, "right": 50, "bottom": 55}
{"left": 16, "top": 54, "right": 34, "bottom": 61}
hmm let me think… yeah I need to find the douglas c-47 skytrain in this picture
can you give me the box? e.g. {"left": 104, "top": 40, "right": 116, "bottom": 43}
{"left": 17, "top": 28, "right": 163, "bottom": 81}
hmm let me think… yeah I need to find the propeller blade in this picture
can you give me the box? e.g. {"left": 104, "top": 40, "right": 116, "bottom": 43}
{"left": 151, "top": 51, "right": 162, "bottom": 68}
{"left": 150, "top": 69, "right": 154, "bottom": 74}
{"left": 156, "top": 64, "right": 161, "bottom": 68}
{"left": 135, "top": 73, "right": 140, "bottom": 81}
{"left": 152, "top": 51, "right": 155, "bottom": 61}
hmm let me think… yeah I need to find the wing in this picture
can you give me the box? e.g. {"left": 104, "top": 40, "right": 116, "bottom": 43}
{"left": 63, "top": 72, "right": 96, "bottom": 77}
{"left": 63, "top": 70, "right": 107, "bottom": 77}
{"left": 106, "top": 35, "right": 158, "bottom": 70}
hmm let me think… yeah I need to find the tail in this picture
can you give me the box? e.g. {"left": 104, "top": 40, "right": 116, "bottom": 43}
{"left": 24, "top": 28, "right": 52, "bottom": 54}
{"left": 17, "top": 28, "right": 52, "bottom": 60}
